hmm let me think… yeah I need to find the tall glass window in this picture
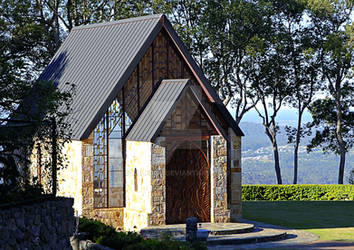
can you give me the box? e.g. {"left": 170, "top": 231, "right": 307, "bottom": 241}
{"left": 108, "top": 99, "right": 124, "bottom": 207}
{"left": 93, "top": 116, "right": 107, "bottom": 208}
{"left": 93, "top": 96, "right": 125, "bottom": 208}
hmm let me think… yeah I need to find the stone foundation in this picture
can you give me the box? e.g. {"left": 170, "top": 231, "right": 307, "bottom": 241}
{"left": 84, "top": 208, "right": 124, "bottom": 231}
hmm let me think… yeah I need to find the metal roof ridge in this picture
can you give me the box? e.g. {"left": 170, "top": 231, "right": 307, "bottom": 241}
{"left": 72, "top": 14, "right": 163, "bottom": 31}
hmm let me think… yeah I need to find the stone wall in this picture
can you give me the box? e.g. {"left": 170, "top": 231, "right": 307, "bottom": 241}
{"left": 229, "top": 128, "right": 242, "bottom": 221}
{"left": 0, "top": 197, "right": 74, "bottom": 249}
{"left": 84, "top": 208, "right": 124, "bottom": 231}
{"left": 57, "top": 141, "right": 83, "bottom": 215}
{"left": 210, "top": 135, "right": 230, "bottom": 223}
{"left": 124, "top": 141, "right": 152, "bottom": 231}
{"left": 149, "top": 143, "right": 166, "bottom": 226}
{"left": 82, "top": 138, "right": 94, "bottom": 218}
{"left": 30, "top": 140, "right": 83, "bottom": 215}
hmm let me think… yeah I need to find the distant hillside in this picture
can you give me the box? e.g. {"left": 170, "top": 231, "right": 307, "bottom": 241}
{"left": 239, "top": 122, "right": 354, "bottom": 184}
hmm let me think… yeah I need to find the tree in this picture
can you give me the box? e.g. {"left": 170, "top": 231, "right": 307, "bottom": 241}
{"left": 200, "top": 0, "right": 267, "bottom": 123}
{"left": 307, "top": 0, "right": 354, "bottom": 184}
{"left": 349, "top": 169, "right": 354, "bottom": 184}
{"left": 0, "top": 80, "right": 75, "bottom": 200}
{"left": 0, "top": 1, "right": 179, "bottom": 199}
{"left": 0, "top": 0, "right": 76, "bottom": 199}
{"left": 248, "top": 0, "right": 304, "bottom": 184}
{"left": 283, "top": 0, "right": 322, "bottom": 184}
{"left": 169, "top": 0, "right": 207, "bottom": 68}
{"left": 168, "top": 0, "right": 267, "bottom": 124}
{"left": 307, "top": 97, "right": 354, "bottom": 184}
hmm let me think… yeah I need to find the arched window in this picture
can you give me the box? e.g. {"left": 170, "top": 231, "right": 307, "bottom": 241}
{"left": 134, "top": 168, "right": 138, "bottom": 191}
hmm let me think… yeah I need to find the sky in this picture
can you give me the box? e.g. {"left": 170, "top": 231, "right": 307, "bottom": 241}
{"left": 229, "top": 106, "right": 313, "bottom": 126}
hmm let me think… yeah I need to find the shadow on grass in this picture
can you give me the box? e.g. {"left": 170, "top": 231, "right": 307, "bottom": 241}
{"left": 298, "top": 241, "right": 354, "bottom": 248}
{"left": 242, "top": 201, "right": 354, "bottom": 229}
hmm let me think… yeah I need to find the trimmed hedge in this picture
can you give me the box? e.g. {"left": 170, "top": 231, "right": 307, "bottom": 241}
{"left": 242, "top": 185, "right": 354, "bottom": 201}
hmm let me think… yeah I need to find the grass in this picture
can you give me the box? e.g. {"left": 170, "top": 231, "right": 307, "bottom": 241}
{"left": 242, "top": 201, "right": 354, "bottom": 242}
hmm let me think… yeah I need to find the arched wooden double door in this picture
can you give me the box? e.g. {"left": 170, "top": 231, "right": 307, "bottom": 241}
{"left": 166, "top": 140, "right": 210, "bottom": 224}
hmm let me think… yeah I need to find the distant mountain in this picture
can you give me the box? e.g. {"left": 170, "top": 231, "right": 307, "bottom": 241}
{"left": 232, "top": 108, "right": 313, "bottom": 126}
{"left": 239, "top": 122, "right": 354, "bottom": 184}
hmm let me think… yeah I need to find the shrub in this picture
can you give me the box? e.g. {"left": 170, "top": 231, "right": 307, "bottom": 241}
{"left": 242, "top": 184, "right": 354, "bottom": 201}
{"left": 79, "top": 217, "right": 206, "bottom": 250}
{"left": 0, "top": 182, "right": 44, "bottom": 205}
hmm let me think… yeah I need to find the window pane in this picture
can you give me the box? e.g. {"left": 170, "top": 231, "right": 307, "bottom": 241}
{"left": 93, "top": 115, "right": 107, "bottom": 208}
{"left": 109, "top": 138, "right": 124, "bottom": 207}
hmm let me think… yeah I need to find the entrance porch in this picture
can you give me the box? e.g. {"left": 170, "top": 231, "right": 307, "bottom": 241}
{"left": 123, "top": 134, "right": 232, "bottom": 231}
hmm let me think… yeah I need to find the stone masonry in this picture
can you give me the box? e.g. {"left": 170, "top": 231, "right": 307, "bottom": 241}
{"left": 0, "top": 197, "right": 74, "bottom": 249}
{"left": 210, "top": 135, "right": 231, "bottom": 223}
{"left": 149, "top": 143, "right": 166, "bottom": 226}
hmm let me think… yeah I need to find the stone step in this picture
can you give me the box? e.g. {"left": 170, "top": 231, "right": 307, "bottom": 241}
{"left": 206, "top": 227, "right": 287, "bottom": 246}
{"left": 140, "top": 223, "right": 255, "bottom": 238}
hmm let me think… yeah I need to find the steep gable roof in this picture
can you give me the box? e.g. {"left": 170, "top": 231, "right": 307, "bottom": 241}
{"left": 126, "top": 79, "right": 229, "bottom": 142}
{"left": 126, "top": 79, "right": 188, "bottom": 142}
{"left": 39, "top": 14, "right": 243, "bottom": 140}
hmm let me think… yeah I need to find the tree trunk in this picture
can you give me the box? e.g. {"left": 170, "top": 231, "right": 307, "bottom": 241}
{"left": 66, "top": 0, "right": 73, "bottom": 31}
{"left": 54, "top": 0, "right": 60, "bottom": 50}
{"left": 266, "top": 128, "right": 282, "bottom": 184}
{"left": 293, "top": 110, "right": 303, "bottom": 184}
{"left": 293, "top": 145, "right": 298, "bottom": 184}
{"left": 273, "top": 141, "right": 282, "bottom": 184}
{"left": 334, "top": 78, "right": 346, "bottom": 184}
{"left": 338, "top": 145, "right": 346, "bottom": 184}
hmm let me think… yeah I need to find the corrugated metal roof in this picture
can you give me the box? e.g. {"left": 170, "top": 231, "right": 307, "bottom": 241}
{"left": 39, "top": 14, "right": 243, "bottom": 140}
{"left": 126, "top": 79, "right": 189, "bottom": 141}
{"left": 39, "top": 14, "right": 163, "bottom": 140}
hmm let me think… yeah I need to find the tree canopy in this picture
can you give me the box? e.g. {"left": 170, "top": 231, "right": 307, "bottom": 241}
{"left": 1, "top": 0, "right": 353, "bottom": 186}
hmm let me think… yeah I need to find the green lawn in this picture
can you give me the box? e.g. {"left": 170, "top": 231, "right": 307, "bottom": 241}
{"left": 242, "top": 201, "right": 354, "bottom": 242}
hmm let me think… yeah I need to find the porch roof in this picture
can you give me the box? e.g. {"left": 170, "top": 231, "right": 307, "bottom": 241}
{"left": 126, "top": 79, "right": 228, "bottom": 142}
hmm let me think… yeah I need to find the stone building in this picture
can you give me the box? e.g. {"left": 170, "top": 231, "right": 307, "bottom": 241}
{"left": 33, "top": 14, "right": 244, "bottom": 231}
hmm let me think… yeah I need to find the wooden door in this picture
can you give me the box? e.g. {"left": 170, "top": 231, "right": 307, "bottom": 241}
{"left": 166, "top": 141, "right": 210, "bottom": 224}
